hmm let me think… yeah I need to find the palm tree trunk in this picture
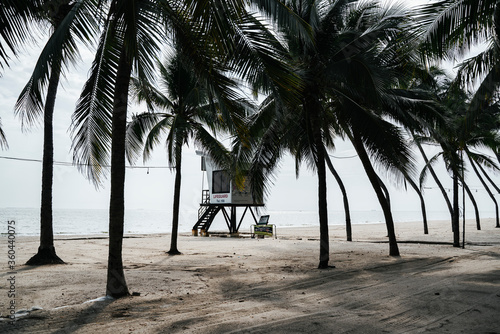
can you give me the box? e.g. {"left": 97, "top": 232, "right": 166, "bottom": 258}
{"left": 378, "top": 175, "right": 391, "bottom": 209}
{"left": 475, "top": 161, "right": 500, "bottom": 193}
{"left": 462, "top": 180, "right": 481, "bottom": 230}
{"left": 316, "top": 139, "right": 330, "bottom": 268}
{"left": 452, "top": 172, "right": 460, "bottom": 247}
{"left": 106, "top": 47, "right": 131, "bottom": 298}
{"left": 352, "top": 132, "right": 399, "bottom": 256}
{"left": 306, "top": 95, "right": 331, "bottom": 269}
{"left": 405, "top": 177, "right": 429, "bottom": 234}
{"left": 26, "top": 64, "right": 64, "bottom": 265}
{"left": 415, "top": 140, "right": 453, "bottom": 216}
{"left": 469, "top": 155, "right": 499, "bottom": 228}
{"left": 325, "top": 153, "right": 352, "bottom": 241}
{"left": 168, "top": 144, "right": 182, "bottom": 255}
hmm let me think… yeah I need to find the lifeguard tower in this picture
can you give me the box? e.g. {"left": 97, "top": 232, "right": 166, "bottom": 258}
{"left": 193, "top": 151, "right": 264, "bottom": 236}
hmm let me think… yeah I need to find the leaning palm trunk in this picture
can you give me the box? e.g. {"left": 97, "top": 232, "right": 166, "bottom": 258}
{"left": 106, "top": 48, "right": 131, "bottom": 298}
{"left": 352, "top": 132, "right": 399, "bottom": 256}
{"left": 468, "top": 156, "right": 498, "bottom": 229}
{"left": 26, "top": 64, "right": 64, "bottom": 265}
{"left": 168, "top": 144, "right": 182, "bottom": 255}
{"left": 325, "top": 153, "right": 352, "bottom": 241}
{"left": 462, "top": 180, "right": 481, "bottom": 230}
{"left": 405, "top": 176, "right": 429, "bottom": 234}
{"left": 378, "top": 175, "right": 391, "bottom": 209}
{"left": 415, "top": 140, "right": 453, "bottom": 217}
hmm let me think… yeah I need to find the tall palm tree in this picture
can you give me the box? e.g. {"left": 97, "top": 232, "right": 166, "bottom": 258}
{"left": 127, "top": 52, "right": 252, "bottom": 255}
{"left": 420, "top": 78, "right": 500, "bottom": 246}
{"left": 71, "top": 0, "right": 306, "bottom": 298}
{"left": 15, "top": 0, "right": 98, "bottom": 265}
{"left": 248, "top": 0, "right": 430, "bottom": 261}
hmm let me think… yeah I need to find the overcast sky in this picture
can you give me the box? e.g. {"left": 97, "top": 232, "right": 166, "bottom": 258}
{"left": 1, "top": 0, "right": 498, "bottom": 218}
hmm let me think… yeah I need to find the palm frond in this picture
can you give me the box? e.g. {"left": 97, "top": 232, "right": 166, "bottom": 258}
{"left": 0, "top": 117, "right": 8, "bottom": 149}
{"left": 15, "top": 0, "right": 100, "bottom": 128}
{"left": 0, "top": 0, "right": 41, "bottom": 70}
{"left": 70, "top": 13, "right": 121, "bottom": 185}
{"left": 417, "top": 0, "right": 495, "bottom": 59}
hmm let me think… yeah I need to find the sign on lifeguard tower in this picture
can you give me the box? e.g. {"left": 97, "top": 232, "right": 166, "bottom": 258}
{"left": 200, "top": 151, "right": 261, "bottom": 206}
{"left": 193, "top": 151, "right": 264, "bottom": 236}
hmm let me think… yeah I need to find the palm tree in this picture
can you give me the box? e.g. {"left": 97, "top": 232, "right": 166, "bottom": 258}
{"left": 71, "top": 0, "right": 306, "bottom": 298}
{"left": 420, "top": 78, "right": 500, "bottom": 246}
{"left": 15, "top": 0, "right": 98, "bottom": 265}
{"left": 418, "top": 0, "right": 500, "bottom": 125}
{"left": 247, "top": 0, "right": 430, "bottom": 261}
{"left": 127, "top": 52, "right": 252, "bottom": 255}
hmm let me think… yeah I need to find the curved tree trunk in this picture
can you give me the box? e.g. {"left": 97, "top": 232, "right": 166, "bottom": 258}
{"left": 476, "top": 161, "right": 500, "bottom": 193}
{"left": 168, "top": 144, "right": 182, "bottom": 255}
{"left": 462, "top": 180, "right": 481, "bottom": 231}
{"left": 471, "top": 157, "right": 500, "bottom": 228}
{"left": 352, "top": 132, "right": 399, "bottom": 256}
{"left": 378, "top": 175, "right": 391, "bottom": 209}
{"left": 415, "top": 140, "right": 453, "bottom": 216}
{"left": 325, "top": 153, "right": 352, "bottom": 241}
{"left": 406, "top": 177, "right": 429, "bottom": 234}
{"left": 26, "top": 63, "right": 64, "bottom": 265}
{"left": 106, "top": 47, "right": 131, "bottom": 298}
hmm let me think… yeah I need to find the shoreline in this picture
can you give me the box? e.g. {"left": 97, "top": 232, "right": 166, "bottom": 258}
{"left": 1, "top": 220, "right": 499, "bottom": 333}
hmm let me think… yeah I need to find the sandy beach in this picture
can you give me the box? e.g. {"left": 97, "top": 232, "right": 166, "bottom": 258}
{"left": 1, "top": 219, "right": 499, "bottom": 333}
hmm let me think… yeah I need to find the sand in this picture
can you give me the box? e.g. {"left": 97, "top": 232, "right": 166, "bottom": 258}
{"left": 1, "top": 219, "right": 499, "bottom": 333}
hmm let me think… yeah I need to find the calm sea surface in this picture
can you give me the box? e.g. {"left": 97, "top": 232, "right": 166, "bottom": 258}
{"left": 2, "top": 207, "right": 491, "bottom": 236}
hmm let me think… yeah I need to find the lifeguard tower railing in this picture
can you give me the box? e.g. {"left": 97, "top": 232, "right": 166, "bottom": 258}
{"left": 193, "top": 189, "right": 263, "bottom": 236}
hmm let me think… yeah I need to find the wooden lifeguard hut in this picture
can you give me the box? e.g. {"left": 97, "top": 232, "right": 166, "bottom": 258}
{"left": 192, "top": 151, "right": 264, "bottom": 236}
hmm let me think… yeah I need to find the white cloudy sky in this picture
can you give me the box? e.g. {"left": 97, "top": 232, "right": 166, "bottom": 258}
{"left": 1, "top": 0, "right": 498, "bottom": 217}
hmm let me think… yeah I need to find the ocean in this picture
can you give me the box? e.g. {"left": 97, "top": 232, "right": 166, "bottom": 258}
{"left": 1, "top": 207, "right": 488, "bottom": 236}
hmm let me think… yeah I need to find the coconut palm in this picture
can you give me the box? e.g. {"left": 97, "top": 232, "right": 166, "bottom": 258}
{"left": 14, "top": 0, "right": 98, "bottom": 265}
{"left": 420, "top": 77, "right": 500, "bottom": 246}
{"left": 246, "top": 0, "right": 434, "bottom": 262}
{"left": 70, "top": 0, "right": 306, "bottom": 298}
{"left": 418, "top": 0, "right": 500, "bottom": 123}
{"left": 127, "top": 51, "right": 252, "bottom": 255}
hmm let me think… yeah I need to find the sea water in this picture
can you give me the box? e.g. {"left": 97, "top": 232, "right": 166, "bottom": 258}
{"left": 1, "top": 207, "right": 491, "bottom": 236}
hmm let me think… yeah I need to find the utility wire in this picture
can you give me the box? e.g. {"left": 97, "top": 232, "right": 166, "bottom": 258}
{"left": 0, "top": 155, "right": 174, "bottom": 169}
{"left": 329, "top": 153, "right": 358, "bottom": 159}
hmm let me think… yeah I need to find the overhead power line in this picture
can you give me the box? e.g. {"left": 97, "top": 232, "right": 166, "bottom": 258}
{"left": 329, "top": 153, "right": 358, "bottom": 159}
{"left": 0, "top": 155, "right": 174, "bottom": 169}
